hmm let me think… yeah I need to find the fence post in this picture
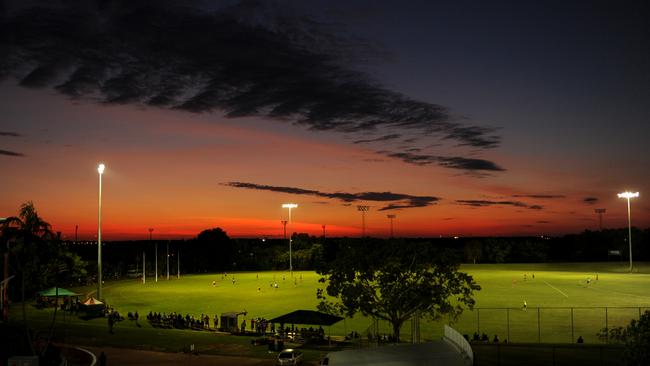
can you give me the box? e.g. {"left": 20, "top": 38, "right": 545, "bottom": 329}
{"left": 537, "top": 307, "right": 541, "bottom": 343}
{"left": 506, "top": 308, "right": 510, "bottom": 342}
{"left": 497, "top": 343, "right": 501, "bottom": 366}
{"left": 605, "top": 306, "right": 609, "bottom": 343}
{"left": 600, "top": 345, "right": 604, "bottom": 366}
{"left": 477, "top": 308, "right": 480, "bottom": 334}
{"left": 571, "top": 307, "right": 574, "bottom": 343}
{"left": 552, "top": 345, "right": 556, "bottom": 366}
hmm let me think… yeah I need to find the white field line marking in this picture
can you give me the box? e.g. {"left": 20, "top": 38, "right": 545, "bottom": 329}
{"left": 542, "top": 280, "right": 569, "bottom": 298}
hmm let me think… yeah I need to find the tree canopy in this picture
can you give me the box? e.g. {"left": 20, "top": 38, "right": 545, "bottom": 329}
{"left": 1, "top": 201, "right": 88, "bottom": 295}
{"left": 316, "top": 239, "right": 480, "bottom": 340}
{"left": 624, "top": 310, "right": 650, "bottom": 366}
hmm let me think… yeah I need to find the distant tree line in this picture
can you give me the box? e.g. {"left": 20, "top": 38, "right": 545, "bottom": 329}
{"left": 61, "top": 226, "right": 650, "bottom": 279}
{"left": 462, "top": 228, "right": 650, "bottom": 264}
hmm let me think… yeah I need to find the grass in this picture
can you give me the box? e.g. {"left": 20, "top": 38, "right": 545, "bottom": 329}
{"left": 8, "top": 262, "right": 650, "bottom": 362}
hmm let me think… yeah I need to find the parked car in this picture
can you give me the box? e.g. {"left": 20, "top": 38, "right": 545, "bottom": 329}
{"left": 276, "top": 349, "right": 303, "bottom": 366}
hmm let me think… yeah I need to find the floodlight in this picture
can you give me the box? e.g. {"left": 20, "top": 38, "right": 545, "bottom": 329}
{"left": 282, "top": 203, "right": 298, "bottom": 276}
{"left": 618, "top": 191, "right": 640, "bottom": 272}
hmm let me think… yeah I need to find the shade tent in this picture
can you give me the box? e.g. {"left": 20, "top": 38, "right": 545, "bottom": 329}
{"left": 268, "top": 310, "right": 343, "bottom": 326}
{"left": 37, "top": 287, "right": 80, "bottom": 297}
{"left": 81, "top": 297, "right": 105, "bottom": 318}
{"left": 82, "top": 297, "right": 103, "bottom": 305}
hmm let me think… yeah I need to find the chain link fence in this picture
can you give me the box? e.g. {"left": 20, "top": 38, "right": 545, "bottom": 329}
{"left": 361, "top": 307, "right": 649, "bottom": 346}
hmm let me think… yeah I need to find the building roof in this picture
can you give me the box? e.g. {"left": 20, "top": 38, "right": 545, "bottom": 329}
{"left": 37, "top": 287, "right": 80, "bottom": 297}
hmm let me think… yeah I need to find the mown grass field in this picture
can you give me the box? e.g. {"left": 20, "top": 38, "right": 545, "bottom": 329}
{"left": 9, "top": 262, "right": 650, "bottom": 361}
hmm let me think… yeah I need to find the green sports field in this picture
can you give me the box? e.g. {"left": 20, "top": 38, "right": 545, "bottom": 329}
{"left": 90, "top": 262, "right": 650, "bottom": 341}
{"left": 12, "top": 262, "right": 650, "bottom": 352}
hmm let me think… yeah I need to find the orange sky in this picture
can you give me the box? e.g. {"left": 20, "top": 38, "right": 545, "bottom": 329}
{"left": 2, "top": 86, "right": 648, "bottom": 240}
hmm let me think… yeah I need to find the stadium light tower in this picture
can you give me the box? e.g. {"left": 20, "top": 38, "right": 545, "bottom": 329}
{"left": 387, "top": 214, "right": 396, "bottom": 238}
{"left": 282, "top": 203, "right": 298, "bottom": 276}
{"left": 594, "top": 208, "right": 606, "bottom": 231}
{"left": 617, "top": 191, "right": 639, "bottom": 272}
{"left": 357, "top": 205, "right": 370, "bottom": 237}
{"left": 96, "top": 163, "right": 105, "bottom": 300}
{"left": 281, "top": 220, "right": 288, "bottom": 240}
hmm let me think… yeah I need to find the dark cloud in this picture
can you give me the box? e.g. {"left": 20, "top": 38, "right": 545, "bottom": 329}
{"left": 437, "top": 156, "right": 504, "bottom": 172}
{"left": 0, "top": 149, "right": 25, "bottom": 156}
{"left": 583, "top": 197, "right": 599, "bottom": 204}
{"left": 384, "top": 152, "right": 504, "bottom": 172}
{"left": 512, "top": 194, "right": 565, "bottom": 199}
{"left": 0, "top": 0, "right": 503, "bottom": 173}
{"left": 443, "top": 126, "right": 500, "bottom": 148}
{"left": 353, "top": 134, "right": 401, "bottom": 144}
{"left": 223, "top": 181, "right": 439, "bottom": 211}
{"left": 456, "top": 200, "right": 542, "bottom": 210}
{"left": 536, "top": 220, "right": 550, "bottom": 224}
{"left": 0, "top": 131, "right": 21, "bottom": 136}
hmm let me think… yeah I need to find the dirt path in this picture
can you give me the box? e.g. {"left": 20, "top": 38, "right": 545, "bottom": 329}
{"left": 82, "top": 346, "right": 272, "bottom": 366}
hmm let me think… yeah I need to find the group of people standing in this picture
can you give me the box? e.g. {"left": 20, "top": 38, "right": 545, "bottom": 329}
{"left": 146, "top": 311, "right": 215, "bottom": 330}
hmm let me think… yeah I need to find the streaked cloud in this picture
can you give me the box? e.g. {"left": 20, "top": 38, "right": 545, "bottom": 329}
{"left": 223, "top": 181, "right": 439, "bottom": 211}
{"left": 456, "top": 200, "right": 543, "bottom": 210}
{"left": 512, "top": 194, "right": 565, "bottom": 199}
{"left": 0, "top": 149, "right": 25, "bottom": 157}
{"left": 383, "top": 152, "right": 504, "bottom": 172}
{"left": 354, "top": 134, "right": 401, "bottom": 144}
{"left": 583, "top": 197, "right": 598, "bottom": 204}
{"left": 0, "top": 0, "right": 502, "bottom": 173}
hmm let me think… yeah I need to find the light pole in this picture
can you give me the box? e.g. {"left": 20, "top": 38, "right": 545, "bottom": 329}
{"left": 281, "top": 220, "right": 288, "bottom": 240}
{"left": 387, "top": 214, "right": 396, "bottom": 238}
{"left": 357, "top": 205, "right": 369, "bottom": 237}
{"left": 282, "top": 203, "right": 298, "bottom": 276}
{"left": 617, "top": 191, "right": 639, "bottom": 272}
{"left": 149, "top": 228, "right": 156, "bottom": 282}
{"left": 166, "top": 241, "right": 169, "bottom": 280}
{"left": 595, "top": 208, "right": 606, "bottom": 231}
{"left": 97, "top": 163, "right": 105, "bottom": 300}
{"left": 142, "top": 252, "right": 146, "bottom": 284}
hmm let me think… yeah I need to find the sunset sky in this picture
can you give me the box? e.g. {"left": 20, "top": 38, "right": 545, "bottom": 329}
{"left": 1, "top": 1, "right": 649, "bottom": 240}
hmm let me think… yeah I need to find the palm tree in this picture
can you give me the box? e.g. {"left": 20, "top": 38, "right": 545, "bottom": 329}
{"left": 3, "top": 201, "right": 52, "bottom": 242}
{"left": 2, "top": 201, "right": 52, "bottom": 355}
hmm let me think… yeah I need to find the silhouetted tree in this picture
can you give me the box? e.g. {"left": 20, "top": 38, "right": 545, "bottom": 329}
{"left": 317, "top": 239, "right": 480, "bottom": 341}
{"left": 624, "top": 310, "right": 650, "bottom": 365}
{"left": 187, "top": 228, "right": 232, "bottom": 272}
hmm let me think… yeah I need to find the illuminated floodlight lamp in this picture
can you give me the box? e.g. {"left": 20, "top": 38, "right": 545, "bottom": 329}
{"left": 282, "top": 203, "right": 298, "bottom": 276}
{"left": 617, "top": 191, "right": 639, "bottom": 272}
{"left": 617, "top": 192, "right": 639, "bottom": 199}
